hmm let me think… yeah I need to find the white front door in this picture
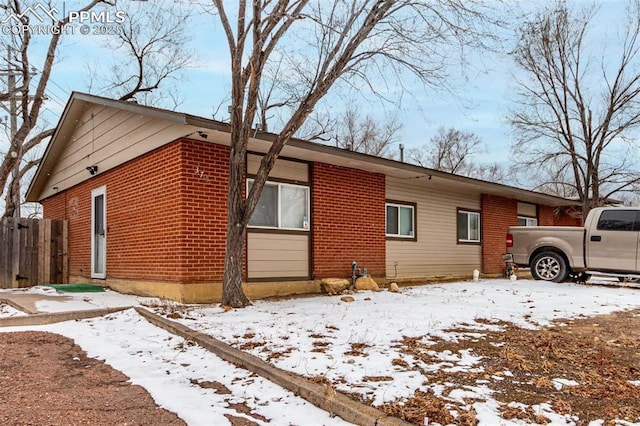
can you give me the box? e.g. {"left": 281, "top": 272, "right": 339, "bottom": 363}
{"left": 91, "top": 186, "right": 106, "bottom": 279}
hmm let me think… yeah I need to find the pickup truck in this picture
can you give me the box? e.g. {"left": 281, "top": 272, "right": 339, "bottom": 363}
{"left": 506, "top": 207, "right": 640, "bottom": 282}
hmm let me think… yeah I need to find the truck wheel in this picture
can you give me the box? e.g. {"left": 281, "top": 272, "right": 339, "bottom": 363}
{"left": 531, "top": 252, "right": 568, "bottom": 283}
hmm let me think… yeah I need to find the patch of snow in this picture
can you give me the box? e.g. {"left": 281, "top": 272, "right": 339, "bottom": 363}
{"left": 2, "top": 279, "right": 640, "bottom": 425}
{"left": 0, "top": 309, "right": 349, "bottom": 425}
{"left": 553, "top": 378, "right": 579, "bottom": 391}
{"left": 0, "top": 303, "right": 25, "bottom": 317}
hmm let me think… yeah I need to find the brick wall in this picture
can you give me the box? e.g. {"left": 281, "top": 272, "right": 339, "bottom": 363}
{"left": 178, "top": 140, "right": 230, "bottom": 282}
{"left": 541, "top": 205, "right": 583, "bottom": 226}
{"left": 538, "top": 205, "right": 555, "bottom": 226}
{"left": 42, "top": 139, "right": 231, "bottom": 284}
{"left": 311, "top": 163, "right": 386, "bottom": 278}
{"left": 481, "top": 194, "right": 518, "bottom": 274}
{"left": 554, "top": 207, "right": 583, "bottom": 226}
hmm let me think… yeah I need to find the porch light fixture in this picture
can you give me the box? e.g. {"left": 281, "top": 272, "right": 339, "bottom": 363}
{"left": 86, "top": 165, "right": 98, "bottom": 175}
{"left": 197, "top": 131, "right": 208, "bottom": 139}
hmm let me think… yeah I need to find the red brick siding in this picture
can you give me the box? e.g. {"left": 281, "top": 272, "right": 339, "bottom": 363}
{"left": 43, "top": 185, "right": 95, "bottom": 280}
{"left": 178, "top": 140, "right": 230, "bottom": 282}
{"left": 41, "top": 194, "right": 65, "bottom": 219}
{"left": 538, "top": 205, "right": 555, "bottom": 226}
{"left": 554, "top": 207, "right": 583, "bottom": 226}
{"left": 481, "top": 194, "right": 518, "bottom": 274}
{"left": 43, "top": 141, "right": 184, "bottom": 281}
{"left": 42, "top": 139, "right": 232, "bottom": 283}
{"left": 311, "top": 163, "right": 385, "bottom": 278}
{"left": 108, "top": 141, "right": 184, "bottom": 281}
{"left": 540, "top": 205, "right": 582, "bottom": 226}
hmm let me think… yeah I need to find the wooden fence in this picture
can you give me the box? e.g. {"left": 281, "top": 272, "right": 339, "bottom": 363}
{"left": 0, "top": 218, "right": 68, "bottom": 289}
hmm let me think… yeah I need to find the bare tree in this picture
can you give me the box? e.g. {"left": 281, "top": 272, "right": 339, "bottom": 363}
{"left": 508, "top": 0, "right": 640, "bottom": 216}
{"left": 88, "top": 1, "right": 193, "bottom": 105}
{"left": 472, "top": 162, "right": 508, "bottom": 183}
{"left": 0, "top": 0, "right": 113, "bottom": 218}
{"left": 210, "top": 0, "right": 503, "bottom": 307}
{"left": 409, "top": 127, "right": 484, "bottom": 173}
{"left": 406, "top": 126, "right": 505, "bottom": 182}
{"left": 0, "top": 0, "right": 194, "bottom": 217}
{"left": 327, "top": 105, "right": 401, "bottom": 157}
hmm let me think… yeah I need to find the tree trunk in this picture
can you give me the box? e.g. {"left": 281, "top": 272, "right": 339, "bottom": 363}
{"left": 221, "top": 145, "right": 251, "bottom": 308}
{"left": 2, "top": 178, "right": 17, "bottom": 218}
{"left": 221, "top": 219, "right": 250, "bottom": 307}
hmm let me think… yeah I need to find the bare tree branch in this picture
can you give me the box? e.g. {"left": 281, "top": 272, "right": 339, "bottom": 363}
{"left": 407, "top": 126, "right": 506, "bottom": 182}
{"left": 93, "top": 1, "right": 194, "bottom": 105}
{"left": 508, "top": 0, "right": 640, "bottom": 216}
{"left": 1, "top": 0, "right": 191, "bottom": 217}
{"left": 213, "top": 0, "right": 505, "bottom": 307}
{"left": 0, "top": 0, "right": 114, "bottom": 217}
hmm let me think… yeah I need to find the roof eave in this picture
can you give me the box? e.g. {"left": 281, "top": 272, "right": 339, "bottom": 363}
{"left": 26, "top": 92, "right": 580, "bottom": 209}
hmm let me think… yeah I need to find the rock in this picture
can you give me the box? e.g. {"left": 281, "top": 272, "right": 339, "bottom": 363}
{"left": 355, "top": 276, "right": 380, "bottom": 291}
{"left": 340, "top": 296, "right": 355, "bottom": 303}
{"left": 388, "top": 282, "right": 400, "bottom": 293}
{"left": 320, "top": 278, "right": 351, "bottom": 295}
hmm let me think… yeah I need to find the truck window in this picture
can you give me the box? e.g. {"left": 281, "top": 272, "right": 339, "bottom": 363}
{"left": 596, "top": 210, "right": 637, "bottom": 231}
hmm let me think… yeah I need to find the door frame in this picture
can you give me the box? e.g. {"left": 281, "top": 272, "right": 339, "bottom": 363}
{"left": 91, "top": 186, "right": 107, "bottom": 279}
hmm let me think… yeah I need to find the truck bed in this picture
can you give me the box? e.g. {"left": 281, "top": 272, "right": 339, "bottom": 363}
{"left": 508, "top": 226, "right": 586, "bottom": 269}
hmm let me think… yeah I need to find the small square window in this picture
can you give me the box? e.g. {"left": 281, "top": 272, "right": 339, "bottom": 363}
{"left": 386, "top": 202, "right": 415, "bottom": 239}
{"left": 247, "top": 179, "right": 310, "bottom": 230}
{"left": 457, "top": 209, "right": 480, "bottom": 243}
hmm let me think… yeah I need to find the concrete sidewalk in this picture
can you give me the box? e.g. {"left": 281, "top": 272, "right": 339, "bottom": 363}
{"left": 0, "top": 286, "right": 141, "bottom": 317}
{"left": 0, "top": 292, "right": 75, "bottom": 314}
{"left": 0, "top": 288, "right": 133, "bottom": 327}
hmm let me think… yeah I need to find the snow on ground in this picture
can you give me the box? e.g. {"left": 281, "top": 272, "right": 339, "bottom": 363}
{"left": 1, "top": 278, "right": 640, "bottom": 425}
{"left": 0, "top": 301, "right": 24, "bottom": 317}
{"left": 163, "top": 278, "right": 640, "bottom": 424}
{"left": 0, "top": 307, "right": 349, "bottom": 426}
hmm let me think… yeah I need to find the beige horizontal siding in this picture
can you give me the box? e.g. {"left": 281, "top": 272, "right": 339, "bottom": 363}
{"left": 247, "top": 154, "right": 309, "bottom": 183}
{"left": 517, "top": 202, "right": 537, "bottom": 217}
{"left": 39, "top": 105, "right": 189, "bottom": 200}
{"left": 247, "top": 232, "right": 309, "bottom": 278}
{"left": 386, "top": 176, "right": 481, "bottom": 278}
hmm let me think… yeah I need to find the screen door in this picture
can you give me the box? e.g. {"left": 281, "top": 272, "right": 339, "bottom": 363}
{"left": 91, "top": 186, "right": 106, "bottom": 279}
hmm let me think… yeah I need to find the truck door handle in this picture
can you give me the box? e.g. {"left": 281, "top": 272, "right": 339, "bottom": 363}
{"left": 590, "top": 235, "right": 602, "bottom": 242}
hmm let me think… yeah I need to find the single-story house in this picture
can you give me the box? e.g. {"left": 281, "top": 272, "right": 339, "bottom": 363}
{"left": 26, "top": 92, "right": 582, "bottom": 302}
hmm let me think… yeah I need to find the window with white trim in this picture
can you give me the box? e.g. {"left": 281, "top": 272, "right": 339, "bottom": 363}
{"left": 386, "top": 202, "right": 415, "bottom": 238}
{"left": 247, "top": 179, "right": 310, "bottom": 230}
{"left": 457, "top": 209, "right": 480, "bottom": 243}
{"left": 517, "top": 216, "right": 538, "bottom": 226}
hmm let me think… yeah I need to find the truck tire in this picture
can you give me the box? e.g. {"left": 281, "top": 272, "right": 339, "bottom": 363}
{"left": 531, "top": 252, "right": 568, "bottom": 283}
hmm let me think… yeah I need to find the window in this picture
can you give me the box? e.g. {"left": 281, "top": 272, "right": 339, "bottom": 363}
{"left": 457, "top": 209, "right": 480, "bottom": 243}
{"left": 247, "top": 179, "right": 310, "bottom": 230}
{"left": 597, "top": 210, "right": 638, "bottom": 231}
{"left": 518, "top": 216, "right": 538, "bottom": 226}
{"left": 386, "top": 202, "right": 415, "bottom": 239}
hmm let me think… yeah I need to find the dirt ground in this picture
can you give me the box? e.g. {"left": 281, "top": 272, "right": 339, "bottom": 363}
{"left": 0, "top": 331, "right": 185, "bottom": 426}
{"left": 1, "top": 309, "right": 639, "bottom": 425}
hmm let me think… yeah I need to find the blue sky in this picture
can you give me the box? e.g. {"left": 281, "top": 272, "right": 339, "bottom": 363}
{"left": 10, "top": 0, "right": 631, "bottom": 167}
